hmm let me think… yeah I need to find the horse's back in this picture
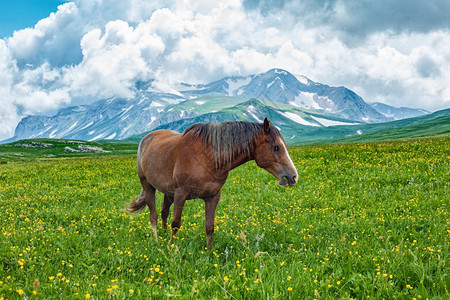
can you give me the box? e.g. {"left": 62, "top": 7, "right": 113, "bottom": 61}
{"left": 138, "top": 129, "right": 180, "bottom": 163}
{"left": 139, "top": 129, "right": 178, "bottom": 150}
{"left": 137, "top": 129, "right": 183, "bottom": 191}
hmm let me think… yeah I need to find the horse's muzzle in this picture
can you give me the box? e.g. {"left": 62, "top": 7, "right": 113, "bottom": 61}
{"left": 279, "top": 174, "right": 298, "bottom": 186}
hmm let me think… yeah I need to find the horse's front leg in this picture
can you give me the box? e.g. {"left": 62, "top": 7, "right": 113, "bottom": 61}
{"left": 161, "top": 194, "right": 173, "bottom": 230}
{"left": 204, "top": 191, "right": 221, "bottom": 250}
{"left": 171, "top": 188, "right": 188, "bottom": 238}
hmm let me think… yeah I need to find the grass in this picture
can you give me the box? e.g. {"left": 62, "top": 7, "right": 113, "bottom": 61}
{"left": 0, "top": 139, "right": 138, "bottom": 163}
{"left": 0, "top": 138, "right": 449, "bottom": 299}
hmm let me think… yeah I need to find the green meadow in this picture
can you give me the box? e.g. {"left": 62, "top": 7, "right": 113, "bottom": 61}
{"left": 0, "top": 138, "right": 449, "bottom": 299}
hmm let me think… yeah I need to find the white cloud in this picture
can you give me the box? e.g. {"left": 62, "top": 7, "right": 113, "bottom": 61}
{"left": 0, "top": 40, "right": 20, "bottom": 139}
{"left": 8, "top": 2, "right": 82, "bottom": 67}
{"left": 64, "top": 19, "right": 165, "bottom": 100}
{"left": 0, "top": 0, "right": 449, "bottom": 140}
{"left": 0, "top": 41, "right": 71, "bottom": 140}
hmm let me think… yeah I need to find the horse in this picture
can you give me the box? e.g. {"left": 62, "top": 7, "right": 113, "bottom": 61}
{"left": 126, "top": 118, "right": 298, "bottom": 249}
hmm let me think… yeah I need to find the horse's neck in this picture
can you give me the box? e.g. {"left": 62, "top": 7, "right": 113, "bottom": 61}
{"left": 224, "top": 151, "right": 253, "bottom": 171}
{"left": 213, "top": 129, "right": 259, "bottom": 171}
{"left": 221, "top": 139, "right": 256, "bottom": 171}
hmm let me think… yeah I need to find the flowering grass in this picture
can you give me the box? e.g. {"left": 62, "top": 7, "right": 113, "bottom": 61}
{"left": 0, "top": 139, "right": 449, "bottom": 299}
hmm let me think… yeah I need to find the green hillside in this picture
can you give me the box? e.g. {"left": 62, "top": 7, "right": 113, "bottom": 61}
{"left": 0, "top": 139, "right": 138, "bottom": 162}
{"left": 305, "top": 108, "right": 450, "bottom": 145}
{"left": 322, "top": 115, "right": 450, "bottom": 144}
{"left": 125, "top": 98, "right": 359, "bottom": 143}
{"left": 2, "top": 108, "right": 449, "bottom": 160}
{"left": 127, "top": 106, "right": 450, "bottom": 145}
{"left": 166, "top": 96, "right": 250, "bottom": 115}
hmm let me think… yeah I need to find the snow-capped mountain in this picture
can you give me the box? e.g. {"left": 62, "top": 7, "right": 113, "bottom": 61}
{"left": 6, "top": 69, "right": 428, "bottom": 143}
{"left": 179, "top": 69, "right": 388, "bottom": 123}
{"left": 13, "top": 92, "right": 187, "bottom": 141}
{"left": 370, "top": 102, "right": 429, "bottom": 120}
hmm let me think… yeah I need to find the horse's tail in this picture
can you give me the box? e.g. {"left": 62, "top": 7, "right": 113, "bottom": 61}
{"left": 126, "top": 191, "right": 147, "bottom": 213}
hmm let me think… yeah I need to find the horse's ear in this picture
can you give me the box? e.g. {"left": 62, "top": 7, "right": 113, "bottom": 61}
{"left": 263, "top": 117, "right": 270, "bottom": 134}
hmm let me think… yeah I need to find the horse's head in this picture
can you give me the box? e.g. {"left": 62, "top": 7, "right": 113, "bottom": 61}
{"left": 254, "top": 118, "right": 298, "bottom": 186}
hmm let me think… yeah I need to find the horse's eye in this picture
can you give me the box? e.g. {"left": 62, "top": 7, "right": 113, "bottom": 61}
{"left": 274, "top": 145, "right": 280, "bottom": 152}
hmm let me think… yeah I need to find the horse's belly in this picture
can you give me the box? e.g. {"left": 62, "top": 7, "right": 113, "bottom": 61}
{"left": 147, "top": 170, "right": 224, "bottom": 199}
{"left": 144, "top": 171, "right": 177, "bottom": 194}
{"left": 140, "top": 157, "right": 177, "bottom": 194}
{"left": 146, "top": 176, "right": 222, "bottom": 200}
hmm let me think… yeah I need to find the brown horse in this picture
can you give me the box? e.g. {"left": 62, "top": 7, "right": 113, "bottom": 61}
{"left": 126, "top": 118, "right": 298, "bottom": 249}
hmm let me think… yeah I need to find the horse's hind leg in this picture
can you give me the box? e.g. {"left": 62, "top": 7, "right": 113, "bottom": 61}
{"left": 140, "top": 182, "right": 158, "bottom": 240}
{"left": 161, "top": 194, "right": 173, "bottom": 230}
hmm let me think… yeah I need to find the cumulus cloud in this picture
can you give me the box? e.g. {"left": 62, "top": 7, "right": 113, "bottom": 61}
{"left": 8, "top": 2, "right": 83, "bottom": 67}
{"left": 64, "top": 20, "right": 166, "bottom": 100}
{"left": 0, "top": 40, "right": 71, "bottom": 140}
{"left": 0, "top": 0, "right": 449, "bottom": 140}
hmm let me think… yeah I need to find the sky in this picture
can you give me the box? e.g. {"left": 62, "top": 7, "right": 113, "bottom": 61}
{"left": 0, "top": 0, "right": 450, "bottom": 140}
{"left": 0, "top": 0, "right": 68, "bottom": 38}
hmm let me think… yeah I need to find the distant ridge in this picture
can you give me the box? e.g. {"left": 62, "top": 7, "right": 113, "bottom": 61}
{"left": 370, "top": 102, "right": 429, "bottom": 120}
{"left": 3, "top": 68, "right": 437, "bottom": 144}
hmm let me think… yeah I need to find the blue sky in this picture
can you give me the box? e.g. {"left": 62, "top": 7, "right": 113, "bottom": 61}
{"left": 0, "top": 0, "right": 449, "bottom": 140}
{"left": 0, "top": 0, "right": 67, "bottom": 38}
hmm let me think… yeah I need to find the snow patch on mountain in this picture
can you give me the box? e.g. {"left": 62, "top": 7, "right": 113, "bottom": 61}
{"left": 121, "top": 105, "right": 134, "bottom": 115}
{"left": 60, "top": 121, "right": 78, "bottom": 136}
{"left": 80, "top": 121, "right": 93, "bottom": 130}
{"left": 91, "top": 133, "right": 106, "bottom": 141}
{"left": 294, "top": 74, "right": 309, "bottom": 85}
{"left": 148, "top": 116, "right": 156, "bottom": 126}
{"left": 274, "top": 69, "right": 288, "bottom": 75}
{"left": 291, "top": 92, "right": 321, "bottom": 110}
{"left": 226, "top": 77, "right": 251, "bottom": 96}
{"left": 280, "top": 111, "right": 319, "bottom": 127}
{"left": 150, "top": 101, "right": 164, "bottom": 107}
{"left": 106, "top": 133, "right": 117, "bottom": 139}
{"left": 267, "top": 77, "right": 285, "bottom": 90}
{"left": 310, "top": 116, "right": 356, "bottom": 127}
{"left": 247, "top": 105, "right": 262, "bottom": 122}
{"left": 49, "top": 129, "right": 58, "bottom": 138}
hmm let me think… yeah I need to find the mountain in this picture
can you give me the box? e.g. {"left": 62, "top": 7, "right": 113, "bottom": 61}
{"left": 124, "top": 98, "right": 361, "bottom": 143}
{"left": 5, "top": 68, "right": 433, "bottom": 144}
{"left": 12, "top": 92, "right": 186, "bottom": 142}
{"left": 9, "top": 95, "right": 360, "bottom": 144}
{"left": 124, "top": 106, "right": 450, "bottom": 145}
{"left": 370, "top": 102, "right": 429, "bottom": 120}
{"left": 179, "top": 69, "right": 388, "bottom": 123}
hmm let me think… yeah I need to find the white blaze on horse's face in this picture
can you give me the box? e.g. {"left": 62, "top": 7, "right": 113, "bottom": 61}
{"left": 254, "top": 132, "right": 298, "bottom": 186}
{"left": 276, "top": 136, "right": 298, "bottom": 186}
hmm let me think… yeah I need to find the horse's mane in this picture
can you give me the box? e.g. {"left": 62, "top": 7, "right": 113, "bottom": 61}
{"left": 183, "top": 120, "right": 277, "bottom": 169}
